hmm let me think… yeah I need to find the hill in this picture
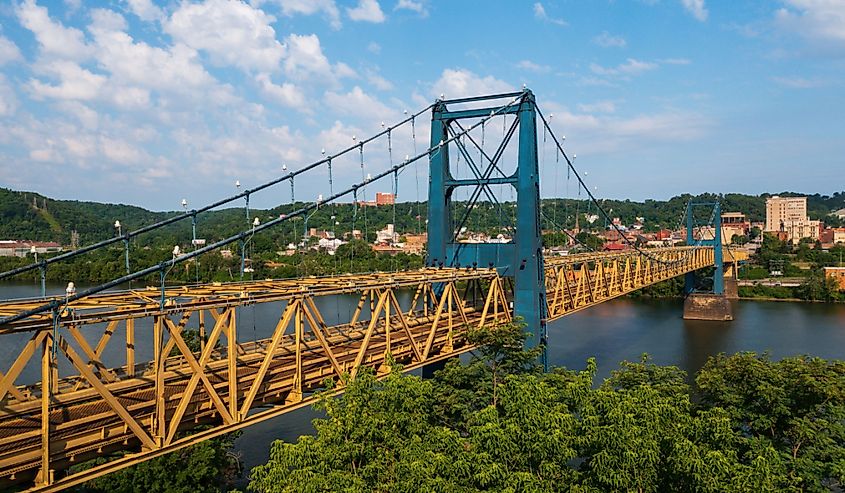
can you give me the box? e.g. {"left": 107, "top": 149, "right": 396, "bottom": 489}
{"left": 1, "top": 187, "right": 843, "bottom": 248}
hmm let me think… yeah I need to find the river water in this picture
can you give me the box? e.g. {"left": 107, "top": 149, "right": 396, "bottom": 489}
{"left": 2, "top": 282, "right": 844, "bottom": 480}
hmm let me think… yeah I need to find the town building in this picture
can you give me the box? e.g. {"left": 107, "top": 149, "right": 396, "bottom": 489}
{"left": 764, "top": 196, "right": 820, "bottom": 242}
{"left": 375, "top": 224, "right": 399, "bottom": 244}
{"left": 718, "top": 212, "right": 751, "bottom": 244}
{"left": 823, "top": 267, "right": 845, "bottom": 291}
{"left": 358, "top": 192, "right": 395, "bottom": 207}
{"left": 0, "top": 241, "right": 63, "bottom": 257}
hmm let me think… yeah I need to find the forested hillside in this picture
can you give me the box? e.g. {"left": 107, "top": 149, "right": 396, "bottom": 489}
{"left": 1, "top": 187, "right": 843, "bottom": 248}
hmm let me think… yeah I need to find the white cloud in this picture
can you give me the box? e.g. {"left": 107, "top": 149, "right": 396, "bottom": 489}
{"left": 431, "top": 68, "right": 513, "bottom": 100}
{"left": 681, "top": 0, "right": 708, "bottom": 22}
{"left": 283, "top": 33, "right": 353, "bottom": 84}
{"left": 533, "top": 2, "right": 567, "bottom": 26}
{"left": 272, "top": 0, "right": 342, "bottom": 30}
{"left": 368, "top": 42, "right": 382, "bottom": 54}
{"left": 516, "top": 60, "right": 551, "bottom": 73}
{"left": 100, "top": 135, "right": 145, "bottom": 163}
{"left": 30, "top": 147, "right": 63, "bottom": 163}
{"left": 88, "top": 9, "right": 215, "bottom": 94}
{"left": 0, "top": 36, "right": 23, "bottom": 65}
{"left": 347, "top": 0, "right": 386, "bottom": 23}
{"left": 590, "top": 58, "right": 658, "bottom": 77}
{"left": 0, "top": 75, "right": 17, "bottom": 116}
{"left": 366, "top": 70, "right": 394, "bottom": 91}
{"left": 395, "top": 0, "right": 428, "bottom": 17}
{"left": 16, "top": 0, "right": 92, "bottom": 60}
{"left": 593, "top": 31, "right": 627, "bottom": 48}
{"left": 577, "top": 101, "right": 617, "bottom": 113}
{"left": 545, "top": 103, "right": 710, "bottom": 155}
{"left": 28, "top": 60, "right": 107, "bottom": 101}
{"left": 125, "top": 0, "right": 164, "bottom": 22}
{"left": 165, "top": 0, "right": 286, "bottom": 73}
{"left": 56, "top": 101, "right": 100, "bottom": 129}
{"left": 660, "top": 58, "right": 692, "bottom": 65}
{"left": 324, "top": 86, "right": 395, "bottom": 125}
{"left": 775, "top": 0, "right": 845, "bottom": 49}
{"left": 255, "top": 73, "right": 307, "bottom": 109}
{"left": 773, "top": 76, "right": 826, "bottom": 88}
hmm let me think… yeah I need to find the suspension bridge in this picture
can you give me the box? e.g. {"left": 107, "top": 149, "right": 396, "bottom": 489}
{"left": 0, "top": 90, "right": 745, "bottom": 491}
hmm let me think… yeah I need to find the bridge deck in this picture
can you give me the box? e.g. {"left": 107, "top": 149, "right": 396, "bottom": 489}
{"left": 0, "top": 246, "right": 735, "bottom": 491}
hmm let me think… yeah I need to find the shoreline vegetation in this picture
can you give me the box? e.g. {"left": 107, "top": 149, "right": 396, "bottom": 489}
{"left": 62, "top": 324, "right": 845, "bottom": 492}
{"left": 247, "top": 325, "right": 845, "bottom": 492}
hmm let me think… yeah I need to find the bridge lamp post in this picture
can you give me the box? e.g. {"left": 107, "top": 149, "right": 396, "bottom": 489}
{"left": 183, "top": 198, "right": 199, "bottom": 283}
{"left": 30, "top": 245, "right": 46, "bottom": 297}
{"left": 239, "top": 216, "right": 260, "bottom": 280}
{"left": 115, "top": 220, "right": 130, "bottom": 278}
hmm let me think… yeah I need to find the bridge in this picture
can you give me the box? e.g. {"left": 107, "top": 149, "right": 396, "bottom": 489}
{"left": 0, "top": 90, "right": 744, "bottom": 491}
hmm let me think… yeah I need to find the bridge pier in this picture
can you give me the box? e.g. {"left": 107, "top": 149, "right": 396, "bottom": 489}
{"left": 683, "top": 293, "right": 733, "bottom": 321}
{"left": 724, "top": 276, "right": 739, "bottom": 300}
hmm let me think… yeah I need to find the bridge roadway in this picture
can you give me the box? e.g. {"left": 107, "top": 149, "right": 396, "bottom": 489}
{"left": 0, "top": 246, "right": 726, "bottom": 491}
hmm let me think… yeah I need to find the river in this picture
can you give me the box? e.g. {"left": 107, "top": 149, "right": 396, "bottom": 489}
{"left": 1, "top": 282, "right": 844, "bottom": 481}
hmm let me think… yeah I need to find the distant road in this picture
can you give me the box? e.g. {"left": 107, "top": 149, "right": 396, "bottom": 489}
{"left": 738, "top": 277, "right": 804, "bottom": 288}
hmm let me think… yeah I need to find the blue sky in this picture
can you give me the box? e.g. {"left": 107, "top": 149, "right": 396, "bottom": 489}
{"left": 0, "top": 0, "right": 842, "bottom": 211}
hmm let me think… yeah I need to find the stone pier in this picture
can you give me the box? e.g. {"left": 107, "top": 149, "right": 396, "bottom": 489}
{"left": 724, "top": 276, "right": 739, "bottom": 300}
{"left": 683, "top": 293, "right": 733, "bottom": 321}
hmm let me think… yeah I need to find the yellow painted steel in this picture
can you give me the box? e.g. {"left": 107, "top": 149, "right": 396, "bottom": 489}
{"left": 0, "top": 246, "right": 743, "bottom": 491}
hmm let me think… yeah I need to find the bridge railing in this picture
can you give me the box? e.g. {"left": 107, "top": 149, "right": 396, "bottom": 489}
{"left": 0, "top": 268, "right": 510, "bottom": 491}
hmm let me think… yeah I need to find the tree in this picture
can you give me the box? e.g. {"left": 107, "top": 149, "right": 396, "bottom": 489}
{"left": 248, "top": 369, "right": 476, "bottom": 493}
{"left": 697, "top": 353, "right": 845, "bottom": 491}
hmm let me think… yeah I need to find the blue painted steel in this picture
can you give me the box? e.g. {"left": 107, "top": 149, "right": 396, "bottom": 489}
{"left": 426, "top": 90, "right": 548, "bottom": 367}
{"left": 684, "top": 201, "right": 724, "bottom": 295}
{"left": 427, "top": 101, "right": 451, "bottom": 268}
{"left": 440, "top": 106, "right": 521, "bottom": 120}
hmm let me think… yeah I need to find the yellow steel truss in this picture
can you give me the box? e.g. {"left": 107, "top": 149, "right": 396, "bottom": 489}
{"left": 0, "top": 268, "right": 510, "bottom": 492}
{"left": 0, "top": 246, "right": 744, "bottom": 491}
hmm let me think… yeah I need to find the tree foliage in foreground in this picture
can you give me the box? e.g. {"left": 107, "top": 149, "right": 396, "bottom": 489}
{"left": 248, "top": 323, "right": 845, "bottom": 492}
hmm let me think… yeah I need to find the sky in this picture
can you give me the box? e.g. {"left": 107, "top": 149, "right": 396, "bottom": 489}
{"left": 0, "top": 0, "right": 842, "bottom": 211}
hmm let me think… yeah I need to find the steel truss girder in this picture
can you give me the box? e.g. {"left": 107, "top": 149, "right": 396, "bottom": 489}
{"left": 0, "top": 268, "right": 511, "bottom": 492}
{"left": 544, "top": 246, "right": 724, "bottom": 320}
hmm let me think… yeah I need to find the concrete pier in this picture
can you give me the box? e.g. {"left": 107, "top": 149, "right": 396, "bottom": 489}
{"left": 683, "top": 293, "right": 733, "bottom": 321}
{"left": 724, "top": 276, "right": 739, "bottom": 300}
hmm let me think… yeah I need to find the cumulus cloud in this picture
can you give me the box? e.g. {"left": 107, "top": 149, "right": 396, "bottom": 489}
{"left": 16, "top": 0, "right": 92, "bottom": 60}
{"left": 165, "top": 0, "right": 286, "bottom": 73}
{"left": 324, "top": 86, "right": 394, "bottom": 121}
{"left": 681, "top": 0, "right": 708, "bottom": 22}
{"left": 544, "top": 102, "right": 710, "bottom": 156}
{"left": 272, "top": 0, "right": 342, "bottom": 30}
{"left": 593, "top": 31, "right": 627, "bottom": 48}
{"left": 775, "top": 0, "right": 845, "bottom": 50}
{"left": 88, "top": 10, "right": 215, "bottom": 94}
{"left": 347, "top": 0, "right": 386, "bottom": 22}
{"left": 431, "top": 68, "right": 513, "bottom": 100}
{"left": 255, "top": 73, "right": 307, "bottom": 109}
{"left": 0, "top": 36, "right": 23, "bottom": 65}
{"left": 366, "top": 69, "right": 394, "bottom": 91}
{"left": 125, "top": 0, "right": 164, "bottom": 22}
{"left": 284, "top": 33, "right": 354, "bottom": 84}
{"left": 28, "top": 60, "right": 107, "bottom": 101}
{"left": 395, "top": 0, "right": 428, "bottom": 17}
